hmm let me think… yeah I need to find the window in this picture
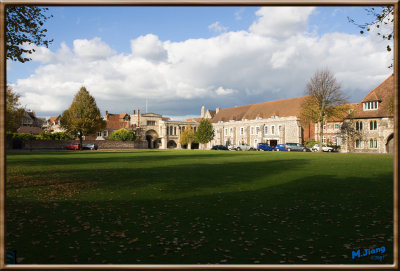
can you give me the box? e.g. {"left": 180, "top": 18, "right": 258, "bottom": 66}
{"left": 256, "top": 126, "right": 260, "bottom": 135}
{"left": 278, "top": 125, "right": 282, "bottom": 135}
{"left": 174, "top": 127, "right": 177, "bottom": 135}
{"left": 271, "top": 125, "right": 275, "bottom": 135}
{"left": 363, "top": 101, "right": 379, "bottom": 111}
{"left": 224, "top": 128, "right": 228, "bottom": 136}
{"left": 264, "top": 125, "right": 268, "bottom": 135}
{"left": 334, "top": 124, "right": 340, "bottom": 130}
{"left": 355, "top": 139, "right": 364, "bottom": 149}
{"left": 356, "top": 121, "right": 363, "bottom": 131}
{"left": 229, "top": 127, "right": 233, "bottom": 135}
{"left": 103, "top": 130, "right": 108, "bottom": 137}
{"left": 147, "top": 120, "right": 156, "bottom": 126}
{"left": 370, "top": 139, "right": 378, "bottom": 148}
{"left": 322, "top": 136, "right": 326, "bottom": 144}
{"left": 323, "top": 124, "right": 326, "bottom": 131}
{"left": 240, "top": 127, "right": 244, "bottom": 136}
{"left": 370, "top": 120, "right": 378, "bottom": 130}
{"left": 97, "top": 131, "right": 102, "bottom": 137}
{"left": 169, "top": 126, "right": 173, "bottom": 135}
{"left": 250, "top": 126, "right": 255, "bottom": 135}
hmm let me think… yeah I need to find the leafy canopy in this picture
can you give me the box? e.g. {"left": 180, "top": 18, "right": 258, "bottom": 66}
{"left": 6, "top": 6, "right": 53, "bottom": 63}
{"left": 108, "top": 129, "right": 136, "bottom": 141}
{"left": 195, "top": 119, "right": 215, "bottom": 144}
{"left": 60, "top": 86, "right": 106, "bottom": 143}
{"left": 179, "top": 125, "right": 196, "bottom": 146}
{"left": 6, "top": 85, "right": 25, "bottom": 132}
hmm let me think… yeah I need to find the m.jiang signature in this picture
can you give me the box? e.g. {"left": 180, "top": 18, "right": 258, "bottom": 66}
{"left": 352, "top": 246, "right": 386, "bottom": 260}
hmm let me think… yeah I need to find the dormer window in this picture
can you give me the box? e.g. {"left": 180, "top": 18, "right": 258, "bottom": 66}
{"left": 363, "top": 101, "right": 379, "bottom": 111}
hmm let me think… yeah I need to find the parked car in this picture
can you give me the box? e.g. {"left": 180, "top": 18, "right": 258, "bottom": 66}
{"left": 312, "top": 144, "right": 334, "bottom": 152}
{"left": 257, "top": 143, "right": 275, "bottom": 151}
{"left": 65, "top": 143, "right": 80, "bottom": 150}
{"left": 211, "top": 145, "right": 228, "bottom": 150}
{"left": 227, "top": 144, "right": 235, "bottom": 150}
{"left": 274, "top": 144, "right": 287, "bottom": 151}
{"left": 82, "top": 143, "right": 98, "bottom": 150}
{"left": 235, "top": 143, "right": 254, "bottom": 151}
{"left": 284, "top": 143, "right": 311, "bottom": 152}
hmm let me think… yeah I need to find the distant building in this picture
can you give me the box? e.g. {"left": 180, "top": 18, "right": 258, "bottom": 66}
{"left": 46, "top": 115, "right": 64, "bottom": 133}
{"left": 208, "top": 96, "right": 314, "bottom": 149}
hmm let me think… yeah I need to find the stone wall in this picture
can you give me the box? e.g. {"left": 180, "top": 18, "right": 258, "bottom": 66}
{"left": 13, "top": 140, "right": 147, "bottom": 150}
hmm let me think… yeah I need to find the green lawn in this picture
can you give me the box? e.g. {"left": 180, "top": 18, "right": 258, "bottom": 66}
{"left": 5, "top": 150, "right": 394, "bottom": 264}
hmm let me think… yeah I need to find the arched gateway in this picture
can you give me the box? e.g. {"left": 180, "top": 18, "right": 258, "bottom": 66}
{"left": 145, "top": 130, "right": 160, "bottom": 149}
{"left": 386, "top": 133, "right": 394, "bottom": 154}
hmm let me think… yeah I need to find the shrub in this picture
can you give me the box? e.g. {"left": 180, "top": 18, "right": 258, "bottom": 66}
{"left": 108, "top": 129, "right": 136, "bottom": 141}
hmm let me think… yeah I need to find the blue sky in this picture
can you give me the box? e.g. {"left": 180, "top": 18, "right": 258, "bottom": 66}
{"left": 7, "top": 5, "right": 393, "bottom": 119}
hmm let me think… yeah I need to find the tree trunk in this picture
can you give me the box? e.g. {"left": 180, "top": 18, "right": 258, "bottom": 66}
{"left": 319, "top": 121, "right": 324, "bottom": 152}
{"left": 79, "top": 132, "right": 83, "bottom": 150}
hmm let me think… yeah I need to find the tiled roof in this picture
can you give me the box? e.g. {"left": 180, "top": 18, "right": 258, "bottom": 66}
{"left": 107, "top": 113, "right": 130, "bottom": 121}
{"left": 48, "top": 116, "right": 60, "bottom": 124}
{"left": 106, "top": 121, "right": 131, "bottom": 130}
{"left": 207, "top": 110, "right": 216, "bottom": 118}
{"left": 327, "top": 103, "right": 358, "bottom": 122}
{"left": 353, "top": 75, "right": 394, "bottom": 119}
{"left": 211, "top": 96, "right": 309, "bottom": 123}
{"left": 185, "top": 118, "right": 203, "bottom": 122}
{"left": 17, "top": 126, "right": 43, "bottom": 135}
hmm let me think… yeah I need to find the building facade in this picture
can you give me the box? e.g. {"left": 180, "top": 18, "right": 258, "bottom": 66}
{"left": 314, "top": 75, "right": 394, "bottom": 153}
{"left": 209, "top": 96, "right": 314, "bottom": 148}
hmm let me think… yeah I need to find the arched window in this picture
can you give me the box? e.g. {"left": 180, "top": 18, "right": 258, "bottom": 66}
{"left": 360, "top": 121, "right": 363, "bottom": 130}
{"left": 370, "top": 139, "right": 374, "bottom": 148}
{"left": 374, "top": 121, "right": 377, "bottom": 130}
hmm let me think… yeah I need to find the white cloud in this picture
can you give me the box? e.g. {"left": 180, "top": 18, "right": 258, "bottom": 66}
{"left": 13, "top": 7, "right": 393, "bottom": 117}
{"left": 130, "top": 34, "right": 168, "bottom": 62}
{"left": 73, "top": 37, "right": 115, "bottom": 60}
{"left": 249, "top": 7, "right": 316, "bottom": 38}
{"left": 209, "top": 21, "right": 228, "bottom": 33}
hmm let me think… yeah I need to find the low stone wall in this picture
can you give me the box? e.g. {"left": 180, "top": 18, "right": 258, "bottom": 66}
{"left": 14, "top": 140, "right": 147, "bottom": 150}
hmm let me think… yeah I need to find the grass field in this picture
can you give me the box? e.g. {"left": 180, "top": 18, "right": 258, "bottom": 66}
{"left": 5, "top": 150, "right": 394, "bottom": 264}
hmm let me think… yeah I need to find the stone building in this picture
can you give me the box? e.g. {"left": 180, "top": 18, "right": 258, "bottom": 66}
{"left": 314, "top": 75, "right": 394, "bottom": 153}
{"left": 95, "top": 108, "right": 199, "bottom": 149}
{"left": 208, "top": 96, "right": 314, "bottom": 149}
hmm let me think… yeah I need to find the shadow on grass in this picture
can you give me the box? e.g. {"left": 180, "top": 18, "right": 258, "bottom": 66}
{"left": 6, "top": 172, "right": 393, "bottom": 265}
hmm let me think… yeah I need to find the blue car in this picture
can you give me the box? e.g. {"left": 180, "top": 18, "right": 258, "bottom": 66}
{"left": 274, "top": 144, "right": 287, "bottom": 151}
{"left": 257, "top": 143, "right": 274, "bottom": 151}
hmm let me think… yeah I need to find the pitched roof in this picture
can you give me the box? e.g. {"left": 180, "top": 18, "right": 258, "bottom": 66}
{"left": 106, "top": 121, "right": 131, "bottom": 130}
{"left": 107, "top": 113, "right": 130, "bottom": 121}
{"left": 353, "top": 74, "right": 394, "bottom": 119}
{"left": 48, "top": 116, "right": 60, "bottom": 124}
{"left": 211, "top": 96, "right": 309, "bottom": 123}
{"left": 17, "top": 126, "right": 43, "bottom": 135}
{"left": 207, "top": 110, "right": 216, "bottom": 118}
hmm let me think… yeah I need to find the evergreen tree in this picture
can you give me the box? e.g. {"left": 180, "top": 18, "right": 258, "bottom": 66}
{"left": 60, "top": 86, "right": 105, "bottom": 149}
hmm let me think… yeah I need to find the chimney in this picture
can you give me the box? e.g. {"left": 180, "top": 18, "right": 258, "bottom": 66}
{"left": 201, "top": 105, "right": 205, "bottom": 118}
{"left": 105, "top": 111, "right": 108, "bottom": 120}
{"left": 137, "top": 108, "right": 140, "bottom": 127}
{"left": 216, "top": 107, "right": 220, "bottom": 114}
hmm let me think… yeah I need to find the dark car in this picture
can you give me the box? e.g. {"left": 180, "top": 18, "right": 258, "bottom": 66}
{"left": 211, "top": 145, "right": 228, "bottom": 150}
{"left": 284, "top": 143, "right": 311, "bottom": 152}
{"left": 82, "top": 143, "right": 98, "bottom": 150}
{"left": 65, "top": 143, "right": 80, "bottom": 150}
{"left": 257, "top": 143, "right": 274, "bottom": 151}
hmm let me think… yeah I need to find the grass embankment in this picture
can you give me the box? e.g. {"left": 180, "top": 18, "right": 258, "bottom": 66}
{"left": 5, "top": 150, "right": 394, "bottom": 264}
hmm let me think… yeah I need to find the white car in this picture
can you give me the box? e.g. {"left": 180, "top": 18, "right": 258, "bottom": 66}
{"left": 234, "top": 143, "right": 254, "bottom": 151}
{"left": 312, "top": 144, "right": 334, "bottom": 152}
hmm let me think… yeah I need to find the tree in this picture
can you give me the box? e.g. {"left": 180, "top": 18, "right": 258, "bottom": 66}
{"left": 340, "top": 115, "right": 365, "bottom": 153}
{"left": 6, "top": 6, "right": 53, "bottom": 63}
{"left": 348, "top": 6, "right": 394, "bottom": 67}
{"left": 60, "top": 86, "right": 106, "bottom": 150}
{"left": 179, "top": 124, "right": 196, "bottom": 149}
{"left": 108, "top": 128, "right": 136, "bottom": 141}
{"left": 6, "top": 85, "right": 25, "bottom": 132}
{"left": 300, "top": 69, "right": 349, "bottom": 152}
{"left": 195, "top": 119, "right": 215, "bottom": 150}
